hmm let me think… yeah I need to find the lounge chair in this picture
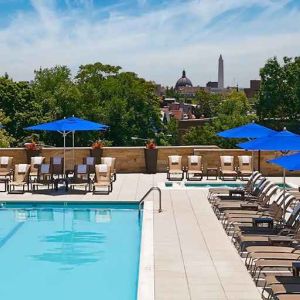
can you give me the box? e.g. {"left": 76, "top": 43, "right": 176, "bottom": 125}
{"left": 93, "top": 164, "right": 112, "bottom": 194}
{"left": 186, "top": 155, "right": 203, "bottom": 181}
{"left": 167, "top": 155, "right": 184, "bottom": 181}
{"left": 219, "top": 155, "right": 237, "bottom": 180}
{"left": 83, "top": 156, "right": 96, "bottom": 175}
{"left": 208, "top": 171, "right": 262, "bottom": 202}
{"left": 101, "top": 157, "right": 116, "bottom": 182}
{"left": 0, "top": 156, "right": 13, "bottom": 180}
{"left": 8, "top": 164, "right": 30, "bottom": 193}
{"left": 237, "top": 155, "right": 253, "bottom": 180}
{"left": 50, "top": 156, "right": 64, "bottom": 178}
{"left": 32, "top": 164, "right": 54, "bottom": 191}
{"left": 30, "top": 156, "right": 45, "bottom": 178}
{"left": 69, "top": 164, "right": 90, "bottom": 192}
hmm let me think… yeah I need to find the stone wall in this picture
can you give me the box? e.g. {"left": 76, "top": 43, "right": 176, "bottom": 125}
{"left": 0, "top": 146, "right": 298, "bottom": 176}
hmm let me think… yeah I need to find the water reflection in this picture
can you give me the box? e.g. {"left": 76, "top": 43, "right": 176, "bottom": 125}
{"left": 95, "top": 209, "right": 111, "bottom": 223}
{"left": 31, "top": 231, "right": 106, "bottom": 268}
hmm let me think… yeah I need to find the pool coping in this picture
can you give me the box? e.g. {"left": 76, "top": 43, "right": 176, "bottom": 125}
{"left": 137, "top": 200, "right": 154, "bottom": 300}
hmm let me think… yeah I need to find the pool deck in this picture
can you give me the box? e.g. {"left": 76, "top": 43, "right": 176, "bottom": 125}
{"left": 1, "top": 173, "right": 299, "bottom": 300}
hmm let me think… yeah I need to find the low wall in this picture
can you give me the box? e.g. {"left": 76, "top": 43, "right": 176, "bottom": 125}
{"left": 0, "top": 146, "right": 297, "bottom": 176}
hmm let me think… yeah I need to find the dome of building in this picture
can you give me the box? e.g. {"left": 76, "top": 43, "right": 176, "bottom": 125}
{"left": 175, "top": 70, "right": 193, "bottom": 90}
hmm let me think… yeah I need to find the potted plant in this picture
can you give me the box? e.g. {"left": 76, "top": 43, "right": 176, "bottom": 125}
{"left": 144, "top": 139, "right": 158, "bottom": 174}
{"left": 90, "top": 140, "right": 104, "bottom": 164}
{"left": 24, "top": 141, "right": 42, "bottom": 163}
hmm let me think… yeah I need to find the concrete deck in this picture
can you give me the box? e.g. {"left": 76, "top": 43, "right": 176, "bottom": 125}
{"left": 1, "top": 173, "right": 296, "bottom": 299}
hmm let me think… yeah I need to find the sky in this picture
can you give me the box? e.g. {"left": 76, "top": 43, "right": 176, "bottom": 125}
{"left": 0, "top": 0, "right": 299, "bottom": 88}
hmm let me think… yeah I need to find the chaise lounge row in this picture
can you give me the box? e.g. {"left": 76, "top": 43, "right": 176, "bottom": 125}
{"left": 167, "top": 155, "right": 253, "bottom": 181}
{"left": 0, "top": 155, "right": 117, "bottom": 194}
{"left": 208, "top": 172, "right": 300, "bottom": 299}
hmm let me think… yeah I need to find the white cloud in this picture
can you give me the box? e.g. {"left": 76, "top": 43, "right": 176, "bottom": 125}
{"left": 0, "top": 0, "right": 299, "bottom": 87}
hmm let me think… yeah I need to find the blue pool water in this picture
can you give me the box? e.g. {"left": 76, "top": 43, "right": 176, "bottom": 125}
{"left": 0, "top": 203, "right": 141, "bottom": 300}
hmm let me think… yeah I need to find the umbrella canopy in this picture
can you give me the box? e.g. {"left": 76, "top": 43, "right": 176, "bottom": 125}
{"left": 217, "top": 122, "right": 276, "bottom": 139}
{"left": 25, "top": 117, "right": 108, "bottom": 132}
{"left": 25, "top": 117, "right": 109, "bottom": 175}
{"left": 237, "top": 129, "right": 300, "bottom": 151}
{"left": 269, "top": 152, "right": 300, "bottom": 171}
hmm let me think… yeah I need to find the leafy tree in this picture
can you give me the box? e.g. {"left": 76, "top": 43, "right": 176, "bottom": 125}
{"left": 193, "top": 90, "right": 222, "bottom": 118}
{"left": 0, "top": 110, "right": 15, "bottom": 147}
{"left": 183, "top": 91, "right": 254, "bottom": 148}
{"left": 256, "top": 56, "right": 300, "bottom": 128}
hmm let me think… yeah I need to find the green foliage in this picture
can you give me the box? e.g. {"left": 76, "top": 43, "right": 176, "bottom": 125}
{"left": 257, "top": 56, "right": 300, "bottom": 124}
{"left": 0, "top": 110, "right": 14, "bottom": 147}
{"left": 0, "top": 63, "right": 162, "bottom": 147}
{"left": 183, "top": 91, "right": 255, "bottom": 148}
{"left": 193, "top": 89, "right": 222, "bottom": 118}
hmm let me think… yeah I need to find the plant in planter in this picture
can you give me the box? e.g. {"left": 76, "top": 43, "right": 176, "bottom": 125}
{"left": 144, "top": 139, "right": 158, "bottom": 174}
{"left": 90, "top": 140, "right": 104, "bottom": 164}
{"left": 24, "top": 141, "right": 42, "bottom": 163}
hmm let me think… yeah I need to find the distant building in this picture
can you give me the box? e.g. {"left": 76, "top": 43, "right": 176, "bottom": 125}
{"left": 175, "top": 70, "right": 193, "bottom": 90}
{"left": 206, "top": 81, "right": 218, "bottom": 88}
{"left": 244, "top": 80, "right": 261, "bottom": 99}
{"left": 218, "top": 55, "right": 224, "bottom": 89}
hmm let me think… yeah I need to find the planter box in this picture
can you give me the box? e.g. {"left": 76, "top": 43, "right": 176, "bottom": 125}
{"left": 25, "top": 149, "right": 41, "bottom": 164}
{"left": 90, "top": 148, "right": 103, "bottom": 164}
{"left": 144, "top": 148, "right": 158, "bottom": 174}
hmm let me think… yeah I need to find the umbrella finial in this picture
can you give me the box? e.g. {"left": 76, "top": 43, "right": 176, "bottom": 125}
{"left": 283, "top": 127, "right": 287, "bottom": 131}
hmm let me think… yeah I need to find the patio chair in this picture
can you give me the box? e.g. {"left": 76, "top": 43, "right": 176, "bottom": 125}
{"left": 30, "top": 156, "right": 45, "bottom": 178}
{"left": 219, "top": 155, "right": 237, "bottom": 180}
{"left": 69, "top": 164, "right": 90, "bottom": 192}
{"left": 83, "top": 156, "right": 96, "bottom": 175}
{"left": 8, "top": 164, "right": 30, "bottom": 193}
{"left": 186, "top": 155, "right": 203, "bottom": 181}
{"left": 237, "top": 155, "right": 253, "bottom": 180}
{"left": 93, "top": 164, "right": 112, "bottom": 194}
{"left": 0, "top": 156, "right": 13, "bottom": 179}
{"left": 32, "top": 164, "right": 54, "bottom": 191}
{"left": 50, "top": 156, "right": 64, "bottom": 178}
{"left": 101, "top": 157, "right": 116, "bottom": 182}
{"left": 167, "top": 155, "right": 184, "bottom": 181}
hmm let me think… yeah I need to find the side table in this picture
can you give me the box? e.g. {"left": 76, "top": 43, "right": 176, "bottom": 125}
{"left": 206, "top": 168, "right": 218, "bottom": 180}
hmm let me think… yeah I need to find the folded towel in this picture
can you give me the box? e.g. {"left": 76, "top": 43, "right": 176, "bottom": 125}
{"left": 102, "top": 157, "right": 113, "bottom": 166}
{"left": 18, "top": 164, "right": 27, "bottom": 173}
{"left": 77, "top": 164, "right": 87, "bottom": 173}
{"left": 86, "top": 157, "right": 95, "bottom": 165}
{"left": 40, "top": 164, "right": 50, "bottom": 173}
{"left": 223, "top": 156, "right": 232, "bottom": 164}
{"left": 98, "top": 164, "right": 108, "bottom": 172}
{"left": 31, "top": 156, "right": 43, "bottom": 164}
{"left": 170, "top": 156, "right": 180, "bottom": 164}
{"left": 0, "top": 156, "right": 9, "bottom": 165}
{"left": 190, "top": 156, "right": 199, "bottom": 164}
{"left": 53, "top": 157, "right": 62, "bottom": 164}
{"left": 241, "top": 156, "right": 250, "bottom": 164}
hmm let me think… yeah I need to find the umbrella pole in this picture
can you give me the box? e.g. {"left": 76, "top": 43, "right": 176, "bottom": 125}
{"left": 258, "top": 150, "right": 261, "bottom": 172}
{"left": 72, "top": 131, "right": 75, "bottom": 168}
{"left": 283, "top": 168, "right": 286, "bottom": 223}
{"left": 63, "top": 131, "right": 66, "bottom": 177}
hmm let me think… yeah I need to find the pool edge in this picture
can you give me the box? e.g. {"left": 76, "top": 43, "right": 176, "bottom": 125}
{"left": 137, "top": 200, "right": 154, "bottom": 300}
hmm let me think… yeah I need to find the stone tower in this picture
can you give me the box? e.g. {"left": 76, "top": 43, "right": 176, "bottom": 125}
{"left": 218, "top": 54, "right": 224, "bottom": 89}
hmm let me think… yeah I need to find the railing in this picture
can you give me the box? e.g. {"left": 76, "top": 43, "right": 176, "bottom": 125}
{"left": 139, "top": 187, "right": 162, "bottom": 213}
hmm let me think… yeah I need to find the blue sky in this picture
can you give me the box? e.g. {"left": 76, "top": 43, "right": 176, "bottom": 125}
{"left": 0, "top": 0, "right": 300, "bottom": 87}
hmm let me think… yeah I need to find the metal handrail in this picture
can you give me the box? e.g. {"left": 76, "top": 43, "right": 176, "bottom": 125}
{"left": 139, "top": 187, "right": 162, "bottom": 213}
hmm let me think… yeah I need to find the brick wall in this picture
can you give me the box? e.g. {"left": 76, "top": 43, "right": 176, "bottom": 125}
{"left": 0, "top": 146, "right": 297, "bottom": 176}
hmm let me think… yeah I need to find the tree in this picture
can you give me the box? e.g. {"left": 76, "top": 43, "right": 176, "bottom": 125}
{"left": 183, "top": 91, "right": 254, "bottom": 148}
{"left": 0, "top": 110, "right": 14, "bottom": 147}
{"left": 256, "top": 56, "right": 300, "bottom": 129}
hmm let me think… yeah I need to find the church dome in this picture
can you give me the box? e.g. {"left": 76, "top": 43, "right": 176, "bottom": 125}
{"left": 175, "top": 70, "right": 193, "bottom": 90}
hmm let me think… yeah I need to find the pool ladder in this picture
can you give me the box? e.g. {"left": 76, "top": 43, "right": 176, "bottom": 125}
{"left": 139, "top": 187, "right": 162, "bottom": 213}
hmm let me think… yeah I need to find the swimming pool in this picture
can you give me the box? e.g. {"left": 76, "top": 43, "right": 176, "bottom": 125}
{"left": 0, "top": 203, "right": 141, "bottom": 300}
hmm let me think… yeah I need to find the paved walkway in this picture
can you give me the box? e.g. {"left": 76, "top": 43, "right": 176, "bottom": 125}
{"left": 0, "top": 173, "right": 270, "bottom": 299}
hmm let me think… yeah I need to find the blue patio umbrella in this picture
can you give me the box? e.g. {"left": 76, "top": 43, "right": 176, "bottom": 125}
{"left": 217, "top": 122, "right": 276, "bottom": 170}
{"left": 25, "top": 117, "right": 109, "bottom": 173}
{"left": 269, "top": 152, "right": 300, "bottom": 171}
{"left": 238, "top": 129, "right": 300, "bottom": 216}
{"left": 217, "top": 122, "right": 276, "bottom": 139}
